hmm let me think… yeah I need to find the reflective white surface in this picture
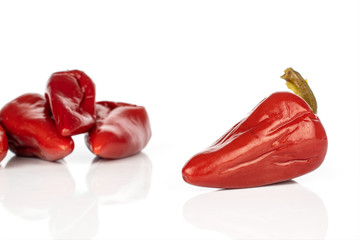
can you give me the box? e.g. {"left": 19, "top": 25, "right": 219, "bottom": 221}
{"left": 0, "top": 153, "right": 153, "bottom": 240}
{"left": 184, "top": 181, "right": 327, "bottom": 240}
{"left": 87, "top": 154, "right": 152, "bottom": 204}
{"left": 0, "top": 0, "right": 359, "bottom": 239}
{"left": 0, "top": 141, "right": 359, "bottom": 239}
{"left": 0, "top": 154, "right": 330, "bottom": 240}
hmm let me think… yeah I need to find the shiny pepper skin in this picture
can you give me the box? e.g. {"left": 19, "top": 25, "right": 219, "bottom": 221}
{"left": 0, "top": 124, "right": 8, "bottom": 162}
{"left": 45, "top": 70, "right": 96, "bottom": 137}
{"left": 0, "top": 93, "right": 74, "bottom": 161}
{"left": 85, "top": 101, "right": 151, "bottom": 159}
{"left": 182, "top": 92, "right": 328, "bottom": 188}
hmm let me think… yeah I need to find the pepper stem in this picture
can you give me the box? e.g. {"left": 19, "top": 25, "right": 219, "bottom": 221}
{"left": 281, "top": 68, "right": 317, "bottom": 114}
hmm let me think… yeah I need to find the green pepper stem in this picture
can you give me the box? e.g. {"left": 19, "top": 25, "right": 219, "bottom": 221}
{"left": 281, "top": 68, "right": 317, "bottom": 114}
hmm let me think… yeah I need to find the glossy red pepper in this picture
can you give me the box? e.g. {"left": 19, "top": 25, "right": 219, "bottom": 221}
{"left": 0, "top": 93, "right": 74, "bottom": 161}
{"left": 85, "top": 101, "right": 151, "bottom": 159}
{"left": 45, "top": 70, "right": 96, "bottom": 137}
{"left": 0, "top": 124, "right": 8, "bottom": 162}
{"left": 182, "top": 68, "right": 328, "bottom": 188}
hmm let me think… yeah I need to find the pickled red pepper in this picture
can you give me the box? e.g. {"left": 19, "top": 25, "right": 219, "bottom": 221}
{"left": 85, "top": 101, "right": 151, "bottom": 159}
{"left": 0, "top": 94, "right": 74, "bottom": 161}
{"left": 182, "top": 68, "right": 328, "bottom": 188}
{"left": 45, "top": 70, "right": 96, "bottom": 137}
{"left": 0, "top": 124, "right": 8, "bottom": 162}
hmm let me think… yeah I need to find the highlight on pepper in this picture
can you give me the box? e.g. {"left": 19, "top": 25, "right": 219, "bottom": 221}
{"left": 182, "top": 68, "right": 328, "bottom": 189}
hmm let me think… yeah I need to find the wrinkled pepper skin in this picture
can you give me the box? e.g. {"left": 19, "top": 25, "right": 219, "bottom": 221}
{"left": 85, "top": 101, "right": 151, "bottom": 159}
{"left": 45, "top": 70, "right": 96, "bottom": 137}
{"left": 182, "top": 92, "right": 327, "bottom": 188}
{"left": 0, "top": 93, "right": 74, "bottom": 161}
{"left": 0, "top": 124, "right": 8, "bottom": 162}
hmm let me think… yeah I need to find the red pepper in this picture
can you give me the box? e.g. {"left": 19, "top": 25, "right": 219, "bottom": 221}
{"left": 85, "top": 101, "right": 151, "bottom": 159}
{"left": 45, "top": 70, "right": 96, "bottom": 137}
{"left": 182, "top": 68, "right": 328, "bottom": 188}
{"left": 0, "top": 124, "right": 8, "bottom": 162}
{"left": 0, "top": 93, "right": 74, "bottom": 161}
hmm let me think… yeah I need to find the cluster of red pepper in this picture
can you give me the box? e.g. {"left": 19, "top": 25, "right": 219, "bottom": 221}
{"left": 0, "top": 70, "right": 151, "bottom": 162}
{"left": 0, "top": 68, "right": 327, "bottom": 189}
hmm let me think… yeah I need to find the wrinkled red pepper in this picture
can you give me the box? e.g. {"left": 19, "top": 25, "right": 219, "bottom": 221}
{"left": 0, "top": 93, "right": 74, "bottom": 161}
{"left": 182, "top": 68, "right": 328, "bottom": 188}
{"left": 45, "top": 70, "right": 96, "bottom": 137}
{"left": 0, "top": 124, "right": 8, "bottom": 162}
{"left": 85, "top": 101, "right": 151, "bottom": 159}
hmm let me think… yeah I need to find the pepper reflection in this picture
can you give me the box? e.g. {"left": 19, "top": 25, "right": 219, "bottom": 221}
{"left": 0, "top": 153, "right": 152, "bottom": 240}
{"left": 1, "top": 157, "right": 75, "bottom": 220}
{"left": 49, "top": 192, "right": 99, "bottom": 240}
{"left": 50, "top": 152, "right": 152, "bottom": 239}
{"left": 183, "top": 181, "right": 328, "bottom": 240}
{"left": 86, "top": 152, "right": 152, "bottom": 204}
{"left": 0, "top": 165, "right": 7, "bottom": 201}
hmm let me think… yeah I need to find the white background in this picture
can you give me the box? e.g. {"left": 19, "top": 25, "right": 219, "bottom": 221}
{"left": 0, "top": 1, "right": 359, "bottom": 239}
